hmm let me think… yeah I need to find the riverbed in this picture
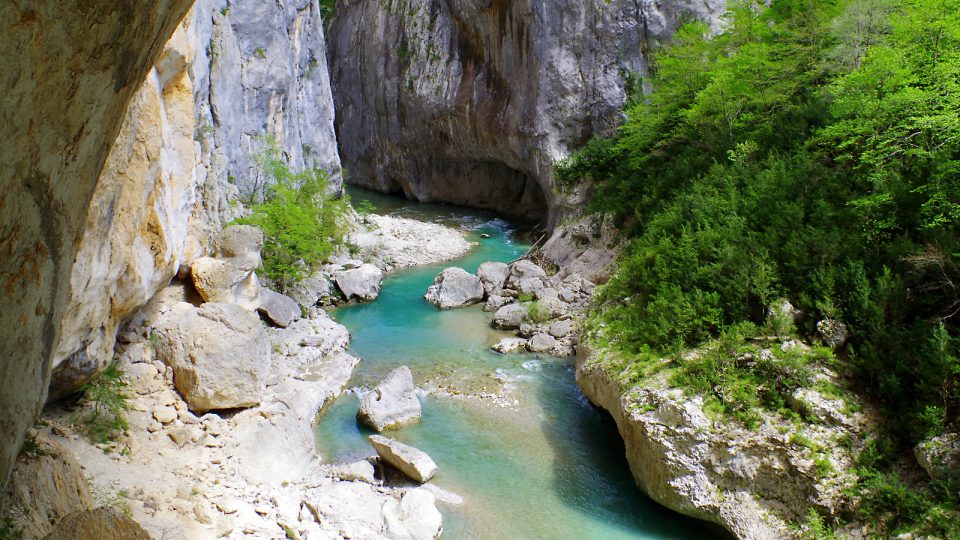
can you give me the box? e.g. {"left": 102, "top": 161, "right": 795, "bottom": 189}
{"left": 315, "top": 188, "right": 721, "bottom": 539}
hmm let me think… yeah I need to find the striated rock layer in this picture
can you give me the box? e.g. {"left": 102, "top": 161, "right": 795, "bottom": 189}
{"left": 50, "top": 0, "right": 344, "bottom": 400}
{"left": 328, "top": 0, "right": 725, "bottom": 226}
{"left": 0, "top": 0, "right": 194, "bottom": 487}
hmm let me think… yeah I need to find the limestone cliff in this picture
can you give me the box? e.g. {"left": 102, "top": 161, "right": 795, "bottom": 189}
{"left": 327, "top": 0, "right": 725, "bottom": 225}
{"left": 0, "top": 0, "right": 194, "bottom": 487}
{"left": 49, "top": 0, "right": 345, "bottom": 399}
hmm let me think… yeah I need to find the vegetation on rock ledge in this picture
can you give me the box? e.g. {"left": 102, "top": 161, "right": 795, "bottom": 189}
{"left": 561, "top": 0, "right": 960, "bottom": 536}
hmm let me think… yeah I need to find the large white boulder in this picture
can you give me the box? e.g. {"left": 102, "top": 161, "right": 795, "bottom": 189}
{"left": 369, "top": 435, "right": 438, "bottom": 483}
{"left": 493, "top": 303, "right": 528, "bottom": 330}
{"left": 424, "top": 267, "right": 485, "bottom": 309}
{"left": 477, "top": 262, "right": 510, "bottom": 295}
{"left": 358, "top": 366, "right": 422, "bottom": 431}
{"left": 153, "top": 302, "right": 270, "bottom": 413}
{"left": 190, "top": 226, "right": 264, "bottom": 311}
{"left": 335, "top": 264, "right": 384, "bottom": 302}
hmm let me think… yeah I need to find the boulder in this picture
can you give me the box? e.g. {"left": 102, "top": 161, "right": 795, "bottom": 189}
{"left": 333, "top": 460, "right": 377, "bottom": 484}
{"left": 357, "top": 366, "right": 422, "bottom": 431}
{"left": 153, "top": 302, "right": 270, "bottom": 413}
{"left": 214, "top": 225, "right": 264, "bottom": 258}
{"left": 190, "top": 226, "right": 264, "bottom": 310}
{"left": 369, "top": 435, "right": 438, "bottom": 483}
{"left": 506, "top": 260, "right": 547, "bottom": 291}
{"left": 382, "top": 488, "right": 443, "bottom": 540}
{"left": 257, "top": 289, "right": 301, "bottom": 328}
{"left": 527, "top": 333, "right": 558, "bottom": 353}
{"left": 493, "top": 303, "right": 528, "bottom": 330}
{"left": 817, "top": 319, "right": 849, "bottom": 350}
{"left": 483, "top": 294, "right": 510, "bottom": 312}
{"left": 549, "top": 320, "right": 576, "bottom": 338}
{"left": 288, "top": 275, "right": 332, "bottom": 308}
{"left": 424, "top": 267, "right": 485, "bottom": 309}
{"left": 492, "top": 338, "right": 528, "bottom": 354}
{"left": 477, "top": 262, "right": 510, "bottom": 295}
{"left": 915, "top": 432, "right": 960, "bottom": 481}
{"left": 335, "top": 264, "right": 384, "bottom": 302}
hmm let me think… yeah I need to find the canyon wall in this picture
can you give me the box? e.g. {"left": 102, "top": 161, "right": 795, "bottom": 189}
{"left": 48, "top": 0, "right": 344, "bottom": 400}
{"left": 0, "top": 0, "right": 194, "bottom": 487}
{"left": 327, "top": 0, "right": 725, "bottom": 226}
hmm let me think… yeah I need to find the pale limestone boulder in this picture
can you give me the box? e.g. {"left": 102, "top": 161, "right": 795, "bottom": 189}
{"left": 527, "top": 333, "right": 558, "bottom": 353}
{"left": 336, "top": 264, "right": 384, "bottom": 302}
{"left": 190, "top": 256, "right": 261, "bottom": 311}
{"left": 492, "top": 338, "right": 528, "bottom": 354}
{"left": 369, "top": 435, "right": 438, "bottom": 483}
{"left": 214, "top": 225, "right": 263, "bottom": 258}
{"left": 549, "top": 319, "right": 576, "bottom": 338}
{"left": 333, "top": 460, "right": 377, "bottom": 484}
{"left": 288, "top": 275, "right": 332, "bottom": 308}
{"left": 484, "top": 294, "right": 511, "bottom": 312}
{"left": 424, "top": 267, "right": 485, "bottom": 309}
{"left": 358, "top": 367, "right": 422, "bottom": 431}
{"left": 258, "top": 288, "right": 301, "bottom": 328}
{"left": 506, "top": 260, "right": 547, "bottom": 291}
{"left": 493, "top": 303, "right": 528, "bottom": 330}
{"left": 153, "top": 302, "right": 269, "bottom": 413}
{"left": 477, "top": 262, "right": 510, "bottom": 295}
{"left": 383, "top": 488, "right": 444, "bottom": 540}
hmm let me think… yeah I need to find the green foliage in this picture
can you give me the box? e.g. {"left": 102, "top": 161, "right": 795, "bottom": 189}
{"left": 526, "top": 301, "right": 551, "bottom": 323}
{"left": 0, "top": 517, "right": 23, "bottom": 540}
{"left": 354, "top": 199, "right": 376, "bottom": 216}
{"left": 319, "top": 0, "right": 337, "bottom": 18}
{"left": 76, "top": 362, "right": 131, "bottom": 445}
{"left": 236, "top": 155, "right": 348, "bottom": 292}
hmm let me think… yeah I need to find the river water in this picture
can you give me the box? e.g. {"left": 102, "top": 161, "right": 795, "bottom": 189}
{"left": 314, "top": 188, "right": 722, "bottom": 539}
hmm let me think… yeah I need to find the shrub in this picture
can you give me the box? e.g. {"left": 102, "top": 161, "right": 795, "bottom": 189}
{"left": 75, "top": 362, "right": 130, "bottom": 445}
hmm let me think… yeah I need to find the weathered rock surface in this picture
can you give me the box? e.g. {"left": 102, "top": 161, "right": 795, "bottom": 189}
{"left": 288, "top": 275, "right": 333, "bottom": 308}
{"left": 381, "top": 488, "right": 444, "bottom": 540}
{"left": 477, "top": 262, "right": 510, "bottom": 296}
{"left": 258, "top": 288, "right": 302, "bottom": 328}
{"left": 424, "top": 268, "right": 485, "bottom": 309}
{"left": 493, "top": 303, "right": 529, "bottom": 330}
{"left": 492, "top": 338, "right": 529, "bottom": 355}
{"left": 190, "top": 225, "right": 264, "bottom": 310}
{"left": 0, "top": 0, "right": 194, "bottom": 486}
{"left": 915, "top": 432, "right": 960, "bottom": 481}
{"left": 369, "top": 435, "right": 438, "bottom": 484}
{"left": 541, "top": 215, "right": 619, "bottom": 285}
{"left": 152, "top": 302, "right": 270, "bottom": 413}
{"left": 329, "top": 0, "right": 725, "bottom": 226}
{"left": 527, "top": 333, "right": 559, "bottom": 353}
{"left": 336, "top": 264, "right": 384, "bottom": 302}
{"left": 44, "top": 508, "right": 152, "bottom": 540}
{"left": 358, "top": 367, "right": 422, "bottom": 432}
{"left": 576, "top": 342, "right": 867, "bottom": 539}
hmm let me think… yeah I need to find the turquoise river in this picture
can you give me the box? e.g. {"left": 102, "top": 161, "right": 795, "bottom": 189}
{"left": 314, "top": 188, "right": 723, "bottom": 540}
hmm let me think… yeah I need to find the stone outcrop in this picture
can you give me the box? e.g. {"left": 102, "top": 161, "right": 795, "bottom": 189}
{"left": 576, "top": 342, "right": 868, "bottom": 539}
{"left": 358, "top": 366, "right": 422, "bottom": 432}
{"left": 0, "top": 0, "right": 194, "bottom": 487}
{"left": 152, "top": 301, "right": 270, "bottom": 413}
{"left": 328, "top": 0, "right": 725, "bottom": 226}
{"left": 190, "top": 225, "right": 264, "bottom": 310}
{"left": 336, "top": 264, "right": 384, "bottom": 302}
{"left": 44, "top": 508, "right": 152, "bottom": 540}
{"left": 424, "top": 267, "right": 485, "bottom": 309}
{"left": 369, "top": 435, "right": 439, "bottom": 484}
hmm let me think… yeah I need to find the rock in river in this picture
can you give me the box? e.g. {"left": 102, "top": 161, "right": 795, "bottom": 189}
{"left": 358, "top": 366, "right": 422, "bottom": 431}
{"left": 335, "top": 264, "right": 384, "bottom": 302}
{"left": 493, "top": 303, "right": 528, "bottom": 330}
{"left": 369, "top": 435, "right": 438, "bottom": 483}
{"left": 424, "top": 267, "right": 485, "bottom": 309}
{"left": 492, "top": 338, "right": 528, "bottom": 354}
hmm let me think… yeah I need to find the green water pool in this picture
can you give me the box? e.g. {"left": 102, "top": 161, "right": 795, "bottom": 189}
{"left": 315, "top": 188, "right": 723, "bottom": 539}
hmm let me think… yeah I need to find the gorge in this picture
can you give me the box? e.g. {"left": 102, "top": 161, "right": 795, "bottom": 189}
{"left": 3, "top": 0, "right": 959, "bottom": 539}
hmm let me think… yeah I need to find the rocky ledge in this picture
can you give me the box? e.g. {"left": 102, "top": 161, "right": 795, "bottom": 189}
{"left": 576, "top": 342, "right": 871, "bottom": 539}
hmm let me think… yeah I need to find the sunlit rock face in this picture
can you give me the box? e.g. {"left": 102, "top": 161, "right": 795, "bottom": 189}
{"left": 0, "top": 0, "right": 194, "bottom": 486}
{"left": 327, "top": 0, "right": 725, "bottom": 226}
{"left": 50, "top": 0, "right": 344, "bottom": 400}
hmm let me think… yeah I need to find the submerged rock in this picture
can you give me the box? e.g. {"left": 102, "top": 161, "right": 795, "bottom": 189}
{"left": 358, "top": 366, "right": 422, "bottom": 431}
{"left": 424, "top": 267, "right": 485, "bottom": 309}
{"left": 153, "top": 302, "right": 270, "bottom": 413}
{"left": 492, "top": 338, "right": 528, "bottom": 355}
{"left": 369, "top": 435, "right": 438, "bottom": 483}
{"left": 336, "top": 264, "right": 384, "bottom": 302}
{"left": 257, "top": 288, "right": 301, "bottom": 328}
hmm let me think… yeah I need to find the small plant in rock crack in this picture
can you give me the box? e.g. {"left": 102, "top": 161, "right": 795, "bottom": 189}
{"left": 75, "top": 361, "right": 131, "bottom": 445}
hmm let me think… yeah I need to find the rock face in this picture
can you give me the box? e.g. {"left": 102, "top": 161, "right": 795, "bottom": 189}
{"left": 153, "top": 302, "right": 270, "bottom": 413}
{"left": 0, "top": 0, "right": 194, "bottom": 487}
{"left": 336, "top": 264, "right": 384, "bottom": 302}
{"left": 576, "top": 343, "right": 866, "bottom": 539}
{"left": 328, "top": 0, "right": 725, "bottom": 225}
{"left": 44, "top": 508, "right": 152, "bottom": 540}
{"left": 424, "top": 267, "right": 485, "bottom": 309}
{"left": 358, "top": 367, "right": 422, "bottom": 432}
{"left": 369, "top": 435, "right": 439, "bottom": 484}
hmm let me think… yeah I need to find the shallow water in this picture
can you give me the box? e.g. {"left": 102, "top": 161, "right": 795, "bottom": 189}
{"left": 315, "top": 188, "right": 722, "bottom": 539}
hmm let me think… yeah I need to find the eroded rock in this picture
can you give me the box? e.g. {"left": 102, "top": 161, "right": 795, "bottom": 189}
{"left": 358, "top": 367, "right": 422, "bottom": 431}
{"left": 424, "top": 267, "right": 485, "bottom": 309}
{"left": 336, "top": 264, "right": 384, "bottom": 302}
{"left": 369, "top": 435, "right": 438, "bottom": 484}
{"left": 477, "top": 262, "right": 510, "bottom": 296}
{"left": 258, "top": 289, "right": 302, "bottom": 328}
